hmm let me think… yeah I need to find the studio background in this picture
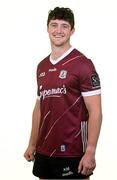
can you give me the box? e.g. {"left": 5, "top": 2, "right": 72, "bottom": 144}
{"left": 0, "top": 0, "right": 117, "bottom": 179}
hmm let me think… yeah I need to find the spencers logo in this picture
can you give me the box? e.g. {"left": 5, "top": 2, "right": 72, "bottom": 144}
{"left": 40, "top": 85, "right": 66, "bottom": 99}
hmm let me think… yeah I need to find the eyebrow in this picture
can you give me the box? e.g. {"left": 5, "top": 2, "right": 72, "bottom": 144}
{"left": 50, "top": 22, "right": 70, "bottom": 26}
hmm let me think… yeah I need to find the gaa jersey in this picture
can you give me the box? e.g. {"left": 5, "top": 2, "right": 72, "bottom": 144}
{"left": 36, "top": 47, "right": 101, "bottom": 157}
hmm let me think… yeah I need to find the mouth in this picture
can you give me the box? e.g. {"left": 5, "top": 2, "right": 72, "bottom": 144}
{"left": 53, "top": 34, "right": 64, "bottom": 38}
{"left": 54, "top": 36, "right": 63, "bottom": 38}
{"left": 54, "top": 35, "right": 64, "bottom": 39}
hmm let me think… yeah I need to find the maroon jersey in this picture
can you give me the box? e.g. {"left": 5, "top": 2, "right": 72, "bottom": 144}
{"left": 36, "top": 47, "right": 101, "bottom": 157}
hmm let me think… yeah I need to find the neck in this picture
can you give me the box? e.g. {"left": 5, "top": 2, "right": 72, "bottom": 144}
{"left": 51, "top": 44, "right": 72, "bottom": 60}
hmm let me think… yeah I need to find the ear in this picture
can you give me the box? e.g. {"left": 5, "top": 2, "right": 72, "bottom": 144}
{"left": 70, "top": 28, "right": 75, "bottom": 36}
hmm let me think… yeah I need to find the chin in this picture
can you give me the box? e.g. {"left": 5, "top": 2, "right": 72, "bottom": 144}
{"left": 54, "top": 43, "right": 65, "bottom": 47}
{"left": 52, "top": 40, "right": 67, "bottom": 47}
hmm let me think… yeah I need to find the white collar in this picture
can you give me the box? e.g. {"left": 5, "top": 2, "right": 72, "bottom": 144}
{"left": 50, "top": 46, "right": 74, "bottom": 65}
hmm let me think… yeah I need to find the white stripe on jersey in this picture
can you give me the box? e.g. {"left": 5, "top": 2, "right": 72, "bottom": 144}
{"left": 62, "top": 55, "right": 84, "bottom": 66}
{"left": 39, "top": 111, "right": 51, "bottom": 134}
{"left": 50, "top": 149, "right": 57, "bottom": 157}
{"left": 44, "top": 95, "right": 82, "bottom": 140}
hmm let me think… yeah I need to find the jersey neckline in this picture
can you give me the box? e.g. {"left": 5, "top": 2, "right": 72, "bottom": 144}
{"left": 49, "top": 47, "right": 75, "bottom": 65}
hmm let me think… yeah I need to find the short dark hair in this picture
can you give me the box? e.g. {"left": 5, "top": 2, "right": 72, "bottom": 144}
{"left": 47, "top": 7, "right": 75, "bottom": 30}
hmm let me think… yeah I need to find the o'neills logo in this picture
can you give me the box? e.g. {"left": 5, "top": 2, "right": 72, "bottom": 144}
{"left": 40, "top": 85, "right": 66, "bottom": 99}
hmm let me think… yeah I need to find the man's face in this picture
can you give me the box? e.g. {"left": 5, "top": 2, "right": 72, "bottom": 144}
{"left": 47, "top": 19, "right": 75, "bottom": 47}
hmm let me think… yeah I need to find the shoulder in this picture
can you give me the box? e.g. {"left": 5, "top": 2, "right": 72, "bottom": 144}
{"left": 78, "top": 58, "right": 95, "bottom": 73}
{"left": 37, "top": 55, "right": 50, "bottom": 70}
{"left": 72, "top": 49, "right": 95, "bottom": 72}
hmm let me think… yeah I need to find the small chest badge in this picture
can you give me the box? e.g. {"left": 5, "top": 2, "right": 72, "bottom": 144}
{"left": 59, "top": 70, "right": 67, "bottom": 79}
{"left": 60, "top": 145, "right": 66, "bottom": 152}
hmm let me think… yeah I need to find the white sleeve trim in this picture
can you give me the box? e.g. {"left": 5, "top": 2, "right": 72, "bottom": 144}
{"left": 81, "top": 89, "right": 101, "bottom": 97}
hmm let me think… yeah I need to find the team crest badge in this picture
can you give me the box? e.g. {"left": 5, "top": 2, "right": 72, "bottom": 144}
{"left": 59, "top": 70, "right": 67, "bottom": 79}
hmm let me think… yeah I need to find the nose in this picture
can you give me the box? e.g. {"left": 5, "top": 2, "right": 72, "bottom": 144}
{"left": 56, "top": 26, "right": 62, "bottom": 33}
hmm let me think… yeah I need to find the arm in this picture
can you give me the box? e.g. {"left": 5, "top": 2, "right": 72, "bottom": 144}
{"left": 78, "top": 94, "right": 102, "bottom": 175}
{"left": 24, "top": 99, "right": 41, "bottom": 161}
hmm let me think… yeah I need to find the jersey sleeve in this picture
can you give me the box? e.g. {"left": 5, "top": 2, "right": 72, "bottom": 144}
{"left": 79, "top": 59, "right": 101, "bottom": 97}
{"left": 36, "top": 64, "right": 41, "bottom": 100}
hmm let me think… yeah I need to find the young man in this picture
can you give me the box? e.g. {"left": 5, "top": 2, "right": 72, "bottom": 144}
{"left": 24, "top": 7, "right": 102, "bottom": 179}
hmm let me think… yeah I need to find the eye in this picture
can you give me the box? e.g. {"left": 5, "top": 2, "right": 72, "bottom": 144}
{"left": 50, "top": 23, "right": 57, "bottom": 28}
{"left": 62, "top": 25, "right": 69, "bottom": 29}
